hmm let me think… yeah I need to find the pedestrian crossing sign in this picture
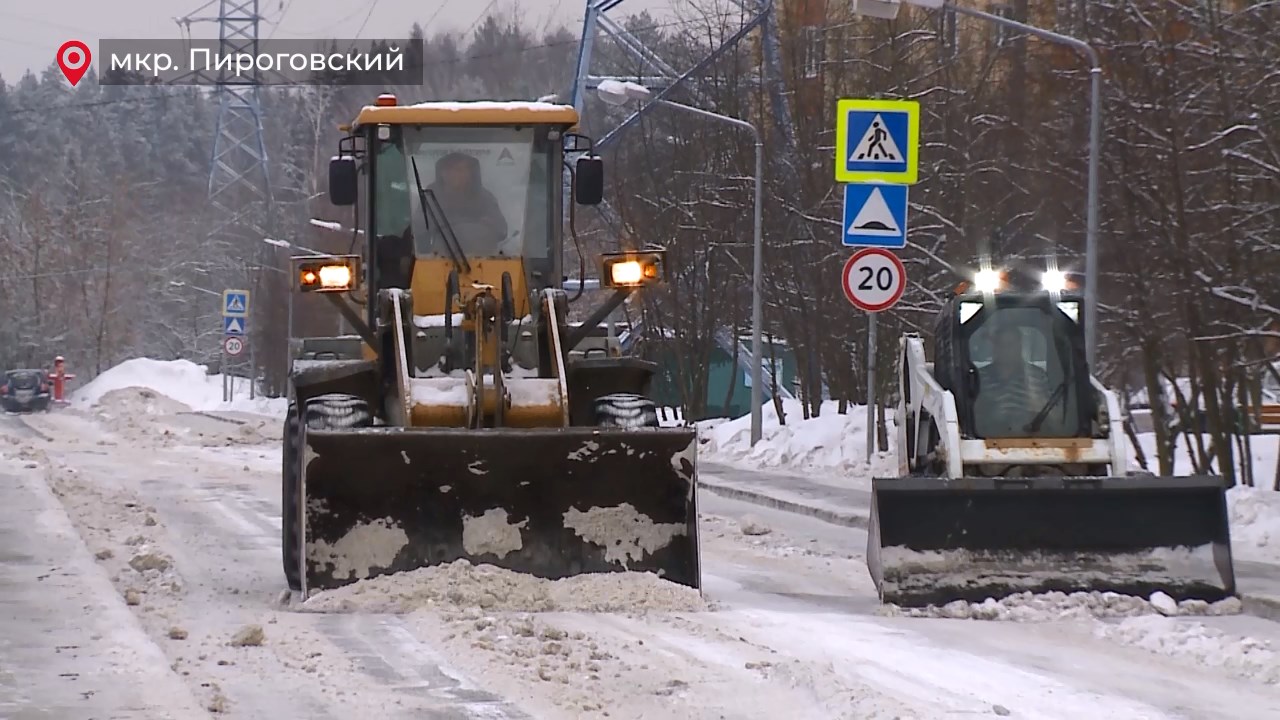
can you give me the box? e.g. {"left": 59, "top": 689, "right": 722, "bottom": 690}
{"left": 835, "top": 98, "right": 920, "bottom": 184}
{"left": 222, "top": 289, "right": 250, "bottom": 317}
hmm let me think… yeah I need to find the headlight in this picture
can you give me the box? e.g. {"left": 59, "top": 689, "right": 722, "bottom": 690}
{"left": 601, "top": 250, "right": 664, "bottom": 289}
{"left": 1041, "top": 268, "right": 1068, "bottom": 293}
{"left": 974, "top": 268, "right": 1003, "bottom": 293}
{"left": 610, "top": 261, "right": 644, "bottom": 285}
{"left": 296, "top": 254, "right": 361, "bottom": 292}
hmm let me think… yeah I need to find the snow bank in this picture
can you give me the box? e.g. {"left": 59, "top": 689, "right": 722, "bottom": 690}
{"left": 1095, "top": 614, "right": 1280, "bottom": 685}
{"left": 885, "top": 591, "right": 1242, "bottom": 622}
{"left": 1130, "top": 432, "right": 1280, "bottom": 564}
{"left": 697, "top": 400, "right": 895, "bottom": 480}
{"left": 1227, "top": 484, "right": 1280, "bottom": 564}
{"left": 71, "top": 358, "right": 285, "bottom": 417}
{"left": 297, "top": 559, "right": 708, "bottom": 614}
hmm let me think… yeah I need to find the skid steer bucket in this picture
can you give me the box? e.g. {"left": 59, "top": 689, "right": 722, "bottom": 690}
{"left": 295, "top": 426, "right": 699, "bottom": 594}
{"left": 866, "top": 476, "right": 1236, "bottom": 607}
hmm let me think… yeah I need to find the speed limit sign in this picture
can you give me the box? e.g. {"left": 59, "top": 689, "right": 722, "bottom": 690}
{"left": 842, "top": 247, "right": 905, "bottom": 312}
{"left": 223, "top": 336, "right": 245, "bottom": 357}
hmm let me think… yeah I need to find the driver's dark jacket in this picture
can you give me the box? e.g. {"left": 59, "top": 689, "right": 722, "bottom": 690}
{"left": 425, "top": 153, "right": 508, "bottom": 255}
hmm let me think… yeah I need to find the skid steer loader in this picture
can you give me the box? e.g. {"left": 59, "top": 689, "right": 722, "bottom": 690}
{"left": 867, "top": 268, "right": 1235, "bottom": 606}
{"left": 281, "top": 95, "right": 698, "bottom": 596}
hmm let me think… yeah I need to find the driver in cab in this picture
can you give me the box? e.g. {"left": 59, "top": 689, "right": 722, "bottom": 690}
{"left": 975, "top": 324, "right": 1052, "bottom": 435}
{"left": 427, "top": 152, "right": 508, "bottom": 256}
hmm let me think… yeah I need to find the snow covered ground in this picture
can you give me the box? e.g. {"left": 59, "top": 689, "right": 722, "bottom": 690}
{"left": 697, "top": 399, "right": 896, "bottom": 484}
{"left": 5, "top": 360, "right": 1280, "bottom": 718}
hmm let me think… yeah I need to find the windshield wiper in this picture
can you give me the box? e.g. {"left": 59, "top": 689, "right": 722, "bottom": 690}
{"left": 410, "top": 156, "right": 470, "bottom": 275}
{"left": 1026, "top": 380, "right": 1068, "bottom": 433}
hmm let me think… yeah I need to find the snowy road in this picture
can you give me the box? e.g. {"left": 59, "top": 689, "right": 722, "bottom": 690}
{"left": 3, "top": 398, "right": 1280, "bottom": 719}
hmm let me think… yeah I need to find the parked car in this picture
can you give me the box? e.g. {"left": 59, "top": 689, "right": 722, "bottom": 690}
{"left": 1, "top": 369, "right": 51, "bottom": 413}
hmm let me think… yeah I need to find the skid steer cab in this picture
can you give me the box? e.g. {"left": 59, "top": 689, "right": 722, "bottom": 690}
{"left": 867, "top": 265, "right": 1235, "bottom": 607}
{"left": 280, "top": 94, "right": 698, "bottom": 598}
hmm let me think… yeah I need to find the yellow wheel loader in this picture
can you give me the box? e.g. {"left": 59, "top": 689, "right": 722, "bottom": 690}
{"left": 281, "top": 95, "right": 698, "bottom": 596}
{"left": 867, "top": 268, "right": 1235, "bottom": 606}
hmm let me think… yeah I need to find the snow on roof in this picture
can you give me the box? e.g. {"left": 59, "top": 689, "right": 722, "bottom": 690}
{"left": 354, "top": 101, "right": 578, "bottom": 127}
{"left": 403, "top": 100, "right": 575, "bottom": 112}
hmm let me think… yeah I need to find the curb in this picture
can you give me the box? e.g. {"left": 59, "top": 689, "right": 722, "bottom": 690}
{"left": 698, "top": 478, "right": 868, "bottom": 529}
{"left": 1240, "top": 594, "right": 1280, "bottom": 622}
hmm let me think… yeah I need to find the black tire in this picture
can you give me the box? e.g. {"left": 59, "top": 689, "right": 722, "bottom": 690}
{"left": 281, "top": 402, "right": 301, "bottom": 591}
{"left": 283, "top": 393, "right": 373, "bottom": 591}
{"left": 594, "top": 393, "right": 659, "bottom": 429}
{"left": 303, "top": 392, "right": 373, "bottom": 430}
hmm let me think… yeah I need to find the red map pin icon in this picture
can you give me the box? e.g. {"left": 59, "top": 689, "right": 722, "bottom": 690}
{"left": 57, "top": 40, "right": 92, "bottom": 86}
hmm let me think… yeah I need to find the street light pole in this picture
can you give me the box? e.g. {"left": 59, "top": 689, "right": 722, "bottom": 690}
{"left": 596, "top": 80, "right": 767, "bottom": 445}
{"left": 942, "top": 2, "right": 1103, "bottom": 367}
{"left": 648, "top": 101, "right": 766, "bottom": 447}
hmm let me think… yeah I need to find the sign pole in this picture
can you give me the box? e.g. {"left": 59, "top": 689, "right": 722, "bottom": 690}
{"left": 249, "top": 313, "right": 256, "bottom": 400}
{"left": 866, "top": 314, "right": 877, "bottom": 463}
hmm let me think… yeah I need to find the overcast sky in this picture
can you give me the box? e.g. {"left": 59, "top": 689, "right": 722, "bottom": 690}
{"left": 0, "top": 0, "right": 677, "bottom": 86}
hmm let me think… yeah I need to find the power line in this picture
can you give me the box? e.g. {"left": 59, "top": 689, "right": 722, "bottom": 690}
{"left": 265, "top": 0, "right": 298, "bottom": 41}
{"left": 353, "top": 0, "right": 382, "bottom": 40}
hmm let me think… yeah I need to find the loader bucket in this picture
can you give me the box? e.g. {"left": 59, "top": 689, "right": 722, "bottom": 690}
{"left": 296, "top": 426, "right": 699, "bottom": 594}
{"left": 866, "top": 476, "right": 1236, "bottom": 607}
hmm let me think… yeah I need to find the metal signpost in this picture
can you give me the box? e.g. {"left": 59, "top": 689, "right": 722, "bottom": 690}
{"left": 836, "top": 98, "right": 919, "bottom": 463}
{"left": 221, "top": 289, "right": 250, "bottom": 402}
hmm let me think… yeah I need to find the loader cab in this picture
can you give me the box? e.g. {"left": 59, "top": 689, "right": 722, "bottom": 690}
{"left": 326, "top": 96, "right": 604, "bottom": 331}
{"left": 935, "top": 289, "right": 1096, "bottom": 440}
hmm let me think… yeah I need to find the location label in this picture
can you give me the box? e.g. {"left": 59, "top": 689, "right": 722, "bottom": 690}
{"left": 57, "top": 40, "right": 91, "bottom": 86}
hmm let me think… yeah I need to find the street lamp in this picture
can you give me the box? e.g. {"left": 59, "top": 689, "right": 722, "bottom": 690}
{"left": 595, "top": 80, "right": 767, "bottom": 446}
{"left": 854, "top": 0, "right": 1102, "bottom": 367}
{"left": 262, "top": 238, "right": 299, "bottom": 373}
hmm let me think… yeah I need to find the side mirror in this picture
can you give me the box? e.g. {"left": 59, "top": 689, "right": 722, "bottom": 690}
{"left": 328, "top": 156, "right": 358, "bottom": 207}
{"left": 575, "top": 156, "right": 604, "bottom": 205}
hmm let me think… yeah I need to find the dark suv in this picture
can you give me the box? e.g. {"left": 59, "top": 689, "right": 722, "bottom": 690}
{"left": 1, "top": 369, "right": 51, "bottom": 413}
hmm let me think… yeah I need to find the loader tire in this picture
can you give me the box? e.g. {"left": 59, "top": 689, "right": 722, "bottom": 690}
{"left": 283, "top": 394, "right": 374, "bottom": 591}
{"left": 303, "top": 393, "right": 373, "bottom": 430}
{"left": 594, "top": 393, "right": 659, "bottom": 429}
{"left": 282, "top": 402, "right": 301, "bottom": 591}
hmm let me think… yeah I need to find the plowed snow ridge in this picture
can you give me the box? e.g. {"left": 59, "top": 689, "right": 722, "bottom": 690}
{"left": 886, "top": 591, "right": 1243, "bottom": 621}
{"left": 298, "top": 559, "right": 709, "bottom": 614}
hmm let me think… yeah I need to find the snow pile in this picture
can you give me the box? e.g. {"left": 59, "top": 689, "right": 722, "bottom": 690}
{"left": 1094, "top": 614, "right": 1280, "bottom": 685}
{"left": 71, "top": 358, "right": 286, "bottom": 417}
{"left": 886, "top": 591, "right": 1243, "bottom": 621}
{"left": 298, "top": 559, "right": 708, "bottom": 614}
{"left": 697, "top": 399, "right": 895, "bottom": 478}
{"left": 1129, "top": 431, "right": 1280, "bottom": 563}
{"left": 1227, "top": 484, "right": 1280, "bottom": 564}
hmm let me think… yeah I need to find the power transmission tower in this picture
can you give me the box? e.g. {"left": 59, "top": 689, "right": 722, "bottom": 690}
{"left": 179, "top": 0, "right": 275, "bottom": 242}
{"left": 176, "top": 0, "right": 276, "bottom": 383}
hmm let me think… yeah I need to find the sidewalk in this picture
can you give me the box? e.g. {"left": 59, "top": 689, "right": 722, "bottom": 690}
{"left": 0, "top": 448, "right": 206, "bottom": 718}
{"left": 698, "top": 460, "right": 1280, "bottom": 620}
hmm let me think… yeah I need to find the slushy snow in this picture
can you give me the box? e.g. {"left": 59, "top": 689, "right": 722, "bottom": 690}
{"left": 71, "top": 358, "right": 286, "bottom": 416}
{"left": 297, "top": 559, "right": 708, "bottom": 614}
{"left": 1095, "top": 614, "right": 1280, "bottom": 684}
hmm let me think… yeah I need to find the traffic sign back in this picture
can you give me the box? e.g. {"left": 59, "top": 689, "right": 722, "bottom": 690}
{"left": 842, "top": 248, "right": 906, "bottom": 313}
{"left": 223, "top": 289, "right": 250, "bottom": 317}
{"left": 843, "top": 183, "right": 908, "bottom": 248}
{"left": 835, "top": 98, "right": 920, "bottom": 184}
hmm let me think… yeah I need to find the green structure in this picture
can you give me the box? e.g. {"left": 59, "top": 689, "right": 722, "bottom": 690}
{"left": 648, "top": 335, "right": 797, "bottom": 419}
